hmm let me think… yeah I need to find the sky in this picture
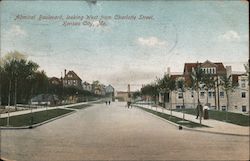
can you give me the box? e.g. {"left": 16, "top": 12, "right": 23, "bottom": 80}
{"left": 0, "top": 0, "right": 249, "bottom": 91}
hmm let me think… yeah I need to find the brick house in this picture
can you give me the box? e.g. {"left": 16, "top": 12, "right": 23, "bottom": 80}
{"left": 161, "top": 60, "right": 249, "bottom": 113}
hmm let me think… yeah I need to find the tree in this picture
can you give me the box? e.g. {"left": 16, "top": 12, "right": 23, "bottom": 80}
{"left": 202, "top": 74, "right": 215, "bottom": 105}
{"left": 157, "top": 74, "right": 176, "bottom": 114}
{"left": 190, "top": 62, "right": 205, "bottom": 105}
{"left": 132, "top": 90, "right": 141, "bottom": 101}
{"left": 190, "top": 62, "right": 205, "bottom": 124}
{"left": 220, "top": 74, "right": 238, "bottom": 121}
{"left": 0, "top": 59, "right": 3, "bottom": 106}
{"left": 33, "top": 70, "right": 49, "bottom": 95}
{"left": 177, "top": 78, "right": 186, "bottom": 119}
{"left": 141, "top": 83, "right": 158, "bottom": 104}
{"left": 1, "top": 51, "right": 39, "bottom": 105}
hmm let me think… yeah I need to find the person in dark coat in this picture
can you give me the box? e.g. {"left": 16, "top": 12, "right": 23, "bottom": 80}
{"left": 196, "top": 101, "right": 203, "bottom": 119}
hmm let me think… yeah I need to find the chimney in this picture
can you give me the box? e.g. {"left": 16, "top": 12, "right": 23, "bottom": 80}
{"left": 128, "top": 84, "right": 131, "bottom": 98}
{"left": 64, "top": 69, "right": 67, "bottom": 77}
{"left": 226, "top": 66, "right": 232, "bottom": 78}
{"left": 167, "top": 67, "right": 171, "bottom": 76}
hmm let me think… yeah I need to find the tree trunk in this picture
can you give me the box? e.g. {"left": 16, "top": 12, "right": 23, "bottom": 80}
{"left": 14, "top": 79, "right": 17, "bottom": 110}
{"left": 217, "top": 77, "right": 220, "bottom": 110}
{"left": 214, "top": 86, "right": 217, "bottom": 110}
{"left": 226, "top": 91, "right": 229, "bottom": 122}
{"left": 206, "top": 89, "right": 208, "bottom": 105}
{"left": 182, "top": 92, "right": 185, "bottom": 119}
{"left": 170, "top": 91, "right": 172, "bottom": 116}
{"left": 8, "top": 80, "right": 12, "bottom": 107}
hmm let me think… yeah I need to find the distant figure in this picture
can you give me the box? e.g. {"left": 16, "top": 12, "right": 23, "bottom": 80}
{"left": 108, "top": 100, "right": 111, "bottom": 105}
{"left": 127, "top": 101, "right": 131, "bottom": 108}
{"left": 196, "top": 101, "right": 203, "bottom": 119}
{"left": 105, "top": 101, "right": 107, "bottom": 105}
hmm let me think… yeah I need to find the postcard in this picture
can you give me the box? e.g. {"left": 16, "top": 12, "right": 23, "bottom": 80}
{"left": 0, "top": 1, "right": 249, "bottom": 161}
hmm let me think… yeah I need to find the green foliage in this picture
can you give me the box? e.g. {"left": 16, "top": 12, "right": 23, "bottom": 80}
{"left": 0, "top": 108, "right": 73, "bottom": 127}
{"left": 174, "top": 108, "right": 249, "bottom": 126}
{"left": 157, "top": 74, "right": 176, "bottom": 93}
{"left": 0, "top": 51, "right": 99, "bottom": 105}
{"left": 0, "top": 52, "right": 41, "bottom": 104}
{"left": 141, "top": 83, "right": 158, "bottom": 96}
{"left": 132, "top": 90, "right": 142, "bottom": 99}
{"left": 136, "top": 105, "right": 208, "bottom": 128}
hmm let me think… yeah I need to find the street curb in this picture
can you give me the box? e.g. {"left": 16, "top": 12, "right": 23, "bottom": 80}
{"left": 0, "top": 99, "right": 101, "bottom": 119}
{"left": 134, "top": 105, "right": 182, "bottom": 128}
{"left": 134, "top": 105, "right": 250, "bottom": 137}
{"left": 0, "top": 110, "right": 76, "bottom": 130}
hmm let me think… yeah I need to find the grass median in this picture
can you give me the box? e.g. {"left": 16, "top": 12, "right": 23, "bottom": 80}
{"left": 135, "top": 105, "right": 208, "bottom": 128}
{"left": 174, "top": 109, "right": 250, "bottom": 126}
{"left": 0, "top": 108, "right": 74, "bottom": 127}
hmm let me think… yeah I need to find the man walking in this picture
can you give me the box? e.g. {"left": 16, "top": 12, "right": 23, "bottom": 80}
{"left": 196, "top": 101, "right": 203, "bottom": 119}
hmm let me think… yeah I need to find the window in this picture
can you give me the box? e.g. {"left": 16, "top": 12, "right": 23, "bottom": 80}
{"left": 220, "top": 92, "right": 224, "bottom": 98}
{"left": 178, "top": 93, "right": 183, "bottom": 99}
{"left": 208, "top": 92, "right": 212, "bottom": 98}
{"left": 234, "top": 106, "right": 238, "bottom": 109}
{"left": 242, "top": 106, "right": 246, "bottom": 112}
{"left": 176, "top": 105, "right": 180, "bottom": 109}
{"left": 209, "top": 68, "right": 212, "bottom": 74}
{"left": 241, "top": 92, "right": 246, "bottom": 98}
{"left": 200, "top": 92, "right": 205, "bottom": 97}
{"left": 222, "top": 106, "right": 226, "bottom": 111}
{"left": 212, "top": 68, "right": 215, "bottom": 74}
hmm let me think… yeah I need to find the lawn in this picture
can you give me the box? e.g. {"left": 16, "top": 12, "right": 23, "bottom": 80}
{"left": 174, "top": 108, "right": 250, "bottom": 126}
{"left": 67, "top": 104, "right": 92, "bottom": 109}
{"left": 135, "top": 106, "right": 208, "bottom": 128}
{"left": 0, "top": 109, "right": 74, "bottom": 127}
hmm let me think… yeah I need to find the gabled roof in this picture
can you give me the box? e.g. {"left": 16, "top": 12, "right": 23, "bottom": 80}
{"left": 64, "top": 70, "right": 82, "bottom": 81}
{"left": 49, "top": 77, "right": 60, "bottom": 81}
{"left": 183, "top": 61, "right": 226, "bottom": 75}
{"left": 49, "top": 77, "right": 61, "bottom": 84}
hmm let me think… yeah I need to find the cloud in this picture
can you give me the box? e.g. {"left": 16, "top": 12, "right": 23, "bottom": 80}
{"left": 3, "top": 25, "right": 27, "bottom": 38}
{"left": 218, "top": 30, "right": 240, "bottom": 42}
{"left": 137, "top": 36, "right": 166, "bottom": 47}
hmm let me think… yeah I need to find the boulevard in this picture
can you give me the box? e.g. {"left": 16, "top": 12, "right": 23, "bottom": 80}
{"left": 1, "top": 102, "right": 249, "bottom": 160}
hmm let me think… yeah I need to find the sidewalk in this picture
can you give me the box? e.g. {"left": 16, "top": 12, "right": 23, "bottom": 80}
{"left": 135, "top": 103, "right": 249, "bottom": 136}
{"left": 0, "top": 100, "right": 100, "bottom": 118}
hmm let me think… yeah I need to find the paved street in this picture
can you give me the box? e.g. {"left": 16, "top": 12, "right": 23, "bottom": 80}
{"left": 1, "top": 102, "right": 249, "bottom": 161}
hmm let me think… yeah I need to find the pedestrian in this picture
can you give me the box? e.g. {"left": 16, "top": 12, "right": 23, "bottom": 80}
{"left": 196, "top": 101, "right": 200, "bottom": 119}
{"left": 127, "top": 101, "right": 131, "bottom": 108}
{"left": 105, "top": 101, "right": 107, "bottom": 105}
{"left": 108, "top": 100, "right": 110, "bottom": 105}
{"left": 196, "top": 101, "right": 203, "bottom": 119}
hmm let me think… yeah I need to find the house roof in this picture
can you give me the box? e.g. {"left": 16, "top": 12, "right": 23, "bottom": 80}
{"left": 49, "top": 77, "right": 61, "bottom": 81}
{"left": 183, "top": 61, "right": 226, "bottom": 75}
{"left": 232, "top": 74, "right": 246, "bottom": 84}
{"left": 64, "top": 70, "right": 82, "bottom": 81}
{"left": 170, "top": 74, "right": 183, "bottom": 80}
{"left": 49, "top": 77, "right": 61, "bottom": 84}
